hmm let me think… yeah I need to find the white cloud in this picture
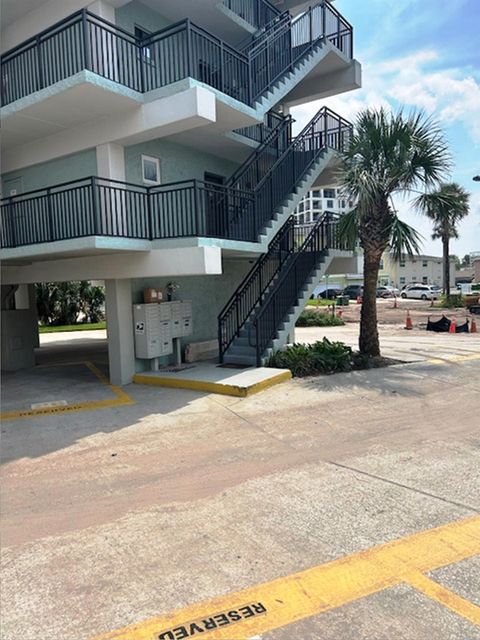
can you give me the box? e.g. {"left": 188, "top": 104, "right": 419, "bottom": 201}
{"left": 292, "top": 49, "right": 480, "bottom": 142}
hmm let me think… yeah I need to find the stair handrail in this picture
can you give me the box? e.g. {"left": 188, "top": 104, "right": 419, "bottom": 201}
{"left": 226, "top": 112, "right": 293, "bottom": 189}
{"left": 218, "top": 215, "right": 297, "bottom": 359}
{"left": 250, "top": 211, "right": 342, "bottom": 365}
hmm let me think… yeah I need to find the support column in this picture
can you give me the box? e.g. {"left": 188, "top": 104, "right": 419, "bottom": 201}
{"left": 96, "top": 142, "right": 127, "bottom": 235}
{"left": 1, "top": 284, "right": 37, "bottom": 371}
{"left": 105, "top": 279, "right": 135, "bottom": 386}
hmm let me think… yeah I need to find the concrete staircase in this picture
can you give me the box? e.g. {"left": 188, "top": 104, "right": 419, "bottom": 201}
{"left": 223, "top": 250, "right": 334, "bottom": 365}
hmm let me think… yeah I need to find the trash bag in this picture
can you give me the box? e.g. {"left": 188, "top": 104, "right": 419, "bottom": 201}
{"left": 426, "top": 315, "right": 451, "bottom": 332}
{"left": 456, "top": 320, "right": 469, "bottom": 333}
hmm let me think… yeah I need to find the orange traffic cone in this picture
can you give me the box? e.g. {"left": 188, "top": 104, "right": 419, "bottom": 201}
{"left": 448, "top": 317, "right": 456, "bottom": 334}
{"left": 393, "top": 296, "right": 398, "bottom": 309}
{"left": 356, "top": 295, "right": 362, "bottom": 304}
{"left": 470, "top": 317, "right": 477, "bottom": 333}
{"left": 337, "top": 309, "right": 343, "bottom": 318}
{"left": 405, "top": 310, "right": 413, "bottom": 330}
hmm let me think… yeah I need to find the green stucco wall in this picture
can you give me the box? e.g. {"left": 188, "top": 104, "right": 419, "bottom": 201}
{"left": 1, "top": 149, "right": 97, "bottom": 194}
{"left": 125, "top": 138, "right": 240, "bottom": 185}
{"left": 131, "top": 257, "right": 253, "bottom": 370}
{"left": 115, "top": 1, "right": 171, "bottom": 34}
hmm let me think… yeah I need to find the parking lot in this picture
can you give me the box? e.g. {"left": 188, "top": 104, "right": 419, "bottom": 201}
{"left": 1, "top": 325, "right": 479, "bottom": 639}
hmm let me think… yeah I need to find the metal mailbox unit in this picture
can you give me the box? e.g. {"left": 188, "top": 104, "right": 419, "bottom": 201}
{"left": 133, "top": 301, "right": 193, "bottom": 364}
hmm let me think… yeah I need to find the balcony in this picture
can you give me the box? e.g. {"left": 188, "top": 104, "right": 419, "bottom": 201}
{"left": 1, "top": 2, "right": 355, "bottom": 114}
{"left": 1, "top": 107, "right": 352, "bottom": 258}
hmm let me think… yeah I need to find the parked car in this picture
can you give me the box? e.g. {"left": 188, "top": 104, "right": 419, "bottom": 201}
{"left": 400, "top": 285, "right": 439, "bottom": 301}
{"left": 311, "top": 284, "right": 343, "bottom": 300}
{"left": 376, "top": 285, "right": 400, "bottom": 298}
{"left": 342, "top": 284, "right": 364, "bottom": 300}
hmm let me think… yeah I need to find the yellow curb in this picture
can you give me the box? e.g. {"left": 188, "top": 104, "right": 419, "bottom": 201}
{"left": 1, "top": 361, "right": 134, "bottom": 421}
{"left": 133, "top": 370, "right": 292, "bottom": 397}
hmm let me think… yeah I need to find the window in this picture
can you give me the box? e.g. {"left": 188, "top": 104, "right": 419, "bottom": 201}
{"left": 298, "top": 214, "right": 305, "bottom": 224}
{"left": 142, "top": 155, "right": 161, "bottom": 185}
{"left": 326, "top": 200, "right": 334, "bottom": 209}
{"left": 422, "top": 260, "right": 428, "bottom": 267}
{"left": 422, "top": 276, "right": 428, "bottom": 283}
{"left": 399, "top": 260, "right": 405, "bottom": 267}
{"left": 298, "top": 202, "right": 304, "bottom": 213}
{"left": 340, "top": 199, "right": 346, "bottom": 208}
{"left": 312, "top": 189, "right": 322, "bottom": 197}
{"left": 324, "top": 188, "right": 335, "bottom": 198}
{"left": 312, "top": 201, "right": 321, "bottom": 209}
{"left": 135, "top": 26, "right": 152, "bottom": 60}
{"left": 400, "top": 277, "right": 406, "bottom": 285}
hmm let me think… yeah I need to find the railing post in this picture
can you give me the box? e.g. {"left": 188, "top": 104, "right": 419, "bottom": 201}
{"left": 46, "top": 188, "right": 53, "bottom": 241}
{"left": 220, "top": 41, "right": 224, "bottom": 93}
{"left": 235, "top": 294, "right": 241, "bottom": 337}
{"left": 309, "top": 7, "right": 313, "bottom": 43}
{"left": 146, "top": 187, "right": 153, "bottom": 239}
{"left": 255, "top": 321, "right": 261, "bottom": 368}
{"left": 186, "top": 20, "right": 193, "bottom": 78}
{"left": 323, "top": 111, "right": 328, "bottom": 148}
{"left": 7, "top": 198, "right": 17, "bottom": 248}
{"left": 82, "top": 9, "right": 91, "bottom": 71}
{"left": 194, "top": 180, "right": 202, "bottom": 236}
{"left": 36, "top": 35, "right": 44, "bottom": 91}
{"left": 91, "top": 177, "right": 99, "bottom": 234}
{"left": 338, "top": 118, "right": 342, "bottom": 151}
{"left": 337, "top": 14, "right": 341, "bottom": 50}
{"left": 218, "top": 320, "right": 224, "bottom": 364}
{"left": 322, "top": 1, "right": 327, "bottom": 40}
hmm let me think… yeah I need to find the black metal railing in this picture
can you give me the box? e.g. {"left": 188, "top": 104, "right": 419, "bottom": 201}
{"left": 218, "top": 215, "right": 296, "bottom": 358}
{"left": 251, "top": 212, "right": 343, "bottom": 365}
{"left": 1, "top": 2, "right": 353, "bottom": 107}
{"left": 223, "top": 0, "right": 280, "bottom": 30}
{"left": 0, "top": 177, "right": 256, "bottom": 248}
{"left": 1, "top": 107, "right": 350, "bottom": 250}
{"left": 234, "top": 110, "right": 288, "bottom": 143}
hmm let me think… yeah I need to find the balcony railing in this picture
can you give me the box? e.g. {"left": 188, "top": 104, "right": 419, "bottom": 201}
{"left": 1, "top": 2, "right": 353, "bottom": 108}
{"left": 1, "top": 107, "right": 351, "bottom": 251}
{"left": 222, "top": 0, "right": 280, "bottom": 30}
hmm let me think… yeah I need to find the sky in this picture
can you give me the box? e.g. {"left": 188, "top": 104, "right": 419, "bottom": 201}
{"left": 291, "top": 0, "right": 480, "bottom": 260}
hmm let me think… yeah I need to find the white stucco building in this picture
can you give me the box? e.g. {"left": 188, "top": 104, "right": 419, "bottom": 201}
{"left": 1, "top": 0, "right": 362, "bottom": 380}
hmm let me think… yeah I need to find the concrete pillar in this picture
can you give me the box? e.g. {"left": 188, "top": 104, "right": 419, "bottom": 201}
{"left": 105, "top": 279, "right": 135, "bottom": 386}
{"left": 1, "top": 284, "right": 38, "bottom": 371}
{"left": 96, "top": 143, "right": 125, "bottom": 181}
{"left": 88, "top": 1, "right": 116, "bottom": 22}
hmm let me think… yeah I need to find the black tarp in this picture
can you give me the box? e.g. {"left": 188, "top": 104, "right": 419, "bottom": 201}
{"left": 426, "top": 315, "right": 451, "bottom": 332}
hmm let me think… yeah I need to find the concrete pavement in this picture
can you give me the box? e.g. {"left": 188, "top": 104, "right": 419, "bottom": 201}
{"left": 1, "top": 348, "right": 480, "bottom": 639}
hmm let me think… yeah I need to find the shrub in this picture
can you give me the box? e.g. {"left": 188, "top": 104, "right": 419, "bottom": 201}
{"left": 36, "top": 281, "right": 105, "bottom": 326}
{"left": 437, "top": 293, "right": 465, "bottom": 308}
{"left": 267, "top": 338, "right": 353, "bottom": 377}
{"left": 296, "top": 310, "right": 345, "bottom": 327}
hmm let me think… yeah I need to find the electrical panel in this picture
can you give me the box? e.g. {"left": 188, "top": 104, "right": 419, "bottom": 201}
{"left": 133, "top": 301, "right": 192, "bottom": 360}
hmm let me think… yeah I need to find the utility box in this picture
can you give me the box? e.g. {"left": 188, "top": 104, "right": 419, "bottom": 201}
{"left": 170, "top": 301, "right": 193, "bottom": 338}
{"left": 133, "top": 301, "right": 192, "bottom": 362}
{"left": 133, "top": 304, "right": 171, "bottom": 359}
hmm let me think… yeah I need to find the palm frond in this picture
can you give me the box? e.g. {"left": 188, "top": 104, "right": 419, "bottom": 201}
{"left": 335, "top": 209, "right": 359, "bottom": 251}
{"left": 386, "top": 215, "right": 424, "bottom": 260}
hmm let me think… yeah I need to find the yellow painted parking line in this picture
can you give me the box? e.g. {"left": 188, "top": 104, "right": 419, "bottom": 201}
{"left": 92, "top": 516, "right": 480, "bottom": 640}
{"left": 1, "top": 361, "right": 134, "bottom": 421}
{"left": 405, "top": 570, "right": 480, "bottom": 626}
{"left": 426, "top": 353, "right": 480, "bottom": 365}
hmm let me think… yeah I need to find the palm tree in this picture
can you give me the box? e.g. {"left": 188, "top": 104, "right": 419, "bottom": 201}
{"left": 337, "top": 108, "right": 452, "bottom": 357}
{"left": 415, "top": 183, "right": 470, "bottom": 298}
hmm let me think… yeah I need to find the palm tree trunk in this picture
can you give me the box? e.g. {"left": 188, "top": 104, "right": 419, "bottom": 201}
{"left": 359, "top": 251, "right": 381, "bottom": 357}
{"left": 443, "top": 237, "right": 450, "bottom": 298}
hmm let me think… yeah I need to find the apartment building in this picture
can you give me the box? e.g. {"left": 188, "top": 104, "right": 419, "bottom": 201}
{"left": 1, "top": 0, "right": 362, "bottom": 382}
{"left": 378, "top": 254, "right": 456, "bottom": 289}
{"left": 294, "top": 187, "right": 353, "bottom": 224}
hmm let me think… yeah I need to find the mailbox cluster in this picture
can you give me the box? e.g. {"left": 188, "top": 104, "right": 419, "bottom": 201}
{"left": 133, "top": 301, "right": 193, "bottom": 360}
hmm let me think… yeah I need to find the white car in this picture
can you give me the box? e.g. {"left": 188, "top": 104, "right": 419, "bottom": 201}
{"left": 400, "top": 285, "right": 439, "bottom": 301}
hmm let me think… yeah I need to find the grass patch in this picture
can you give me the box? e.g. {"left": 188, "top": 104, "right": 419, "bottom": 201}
{"left": 306, "top": 298, "right": 336, "bottom": 307}
{"left": 267, "top": 338, "right": 400, "bottom": 377}
{"left": 296, "top": 310, "right": 345, "bottom": 327}
{"left": 39, "top": 321, "right": 106, "bottom": 333}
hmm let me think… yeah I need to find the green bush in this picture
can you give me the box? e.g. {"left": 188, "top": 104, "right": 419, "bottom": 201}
{"left": 296, "top": 310, "right": 345, "bottom": 327}
{"left": 36, "top": 281, "right": 105, "bottom": 326}
{"left": 437, "top": 293, "right": 465, "bottom": 308}
{"left": 267, "top": 338, "right": 353, "bottom": 377}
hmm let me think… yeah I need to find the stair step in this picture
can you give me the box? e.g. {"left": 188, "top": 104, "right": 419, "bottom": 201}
{"left": 223, "top": 354, "right": 257, "bottom": 366}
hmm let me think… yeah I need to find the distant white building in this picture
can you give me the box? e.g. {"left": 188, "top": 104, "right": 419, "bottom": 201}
{"left": 293, "top": 187, "right": 354, "bottom": 224}
{"left": 379, "top": 254, "right": 456, "bottom": 289}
